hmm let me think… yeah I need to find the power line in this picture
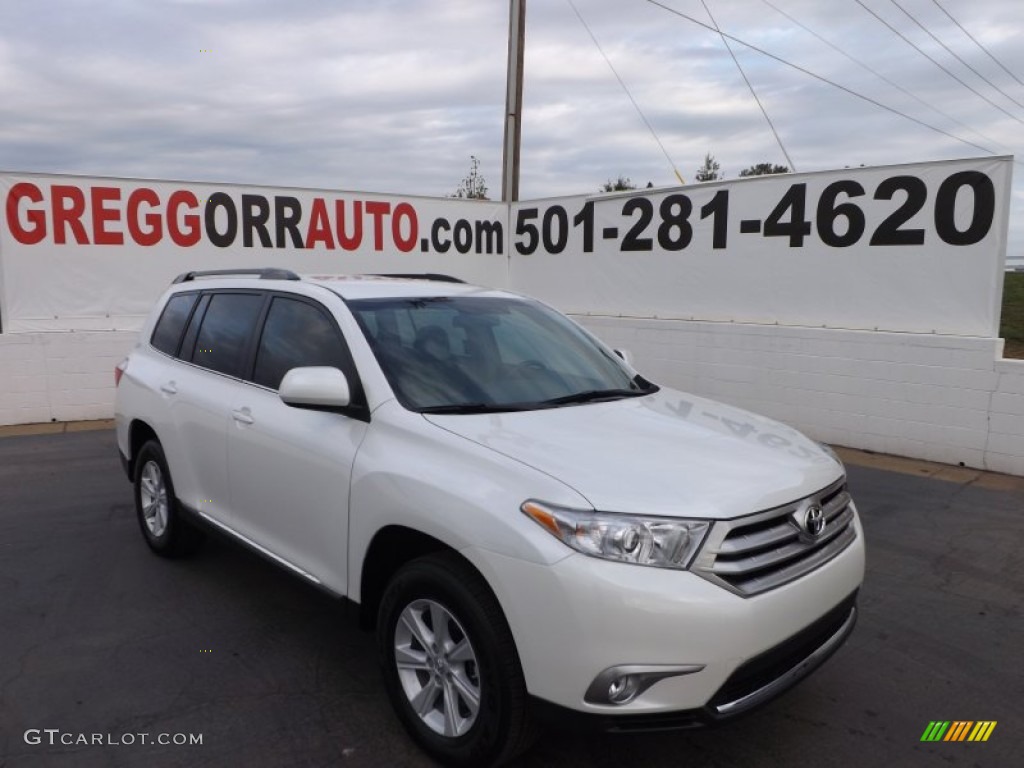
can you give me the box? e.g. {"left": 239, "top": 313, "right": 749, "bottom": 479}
{"left": 852, "top": 0, "right": 1024, "bottom": 126}
{"left": 642, "top": 0, "right": 996, "bottom": 156}
{"left": 931, "top": 0, "right": 1024, "bottom": 88}
{"left": 566, "top": 0, "right": 686, "bottom": 184}
{"left": 887, "top": 0, "right": 1024, "bottom": 111}
{"left": 701, "top": 0, "right": 796, "bottom": 170}
{"left": 760, "top": 0, "right": 1008, "bottom": 154}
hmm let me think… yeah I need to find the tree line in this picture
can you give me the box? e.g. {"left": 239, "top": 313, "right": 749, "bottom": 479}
{"left": 450, "top": 154, "right": 791, "bottom": 200}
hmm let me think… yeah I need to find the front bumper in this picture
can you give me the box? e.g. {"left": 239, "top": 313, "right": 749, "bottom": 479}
{"left": 465, "top": 510, "right": 865, "bottom": 718}
{"left": 533, "top": 590, "right": 857, "bottom": 732}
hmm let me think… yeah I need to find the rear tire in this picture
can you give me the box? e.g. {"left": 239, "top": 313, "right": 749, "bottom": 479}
{"left": 133, "top": 440, "right": 204, "bottom": 557}
{"left": 377, "top": 553, "right": 536, "bottom": 767}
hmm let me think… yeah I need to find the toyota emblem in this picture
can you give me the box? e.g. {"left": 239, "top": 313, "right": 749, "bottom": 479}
{"left": 804, "top": 504, "right": 826, "bottom": 536}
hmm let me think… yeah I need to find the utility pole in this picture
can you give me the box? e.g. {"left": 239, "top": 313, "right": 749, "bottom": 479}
{"left": 502, "top": 0, "right": 526, "bottom": 202}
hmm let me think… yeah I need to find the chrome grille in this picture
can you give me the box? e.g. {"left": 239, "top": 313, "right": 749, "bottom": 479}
{"left": 691, "top": 478, "right": 857, "bottom": 597}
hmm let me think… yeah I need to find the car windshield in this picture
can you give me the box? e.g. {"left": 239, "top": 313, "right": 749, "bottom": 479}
{"left": 347, "top": 295, "right": 657, "bottom": 413}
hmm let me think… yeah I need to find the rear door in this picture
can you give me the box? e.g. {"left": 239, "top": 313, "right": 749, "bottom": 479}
{"left": 162, "top": 291, "right": 266, "bottom": 522}
{"left": 226, "top": 294, "right": 369, "bottom": 594}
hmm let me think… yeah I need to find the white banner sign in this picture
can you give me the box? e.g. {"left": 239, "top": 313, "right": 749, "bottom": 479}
{"left": 510, "top": 157, "right": 1012, "bottom": 336}
{"left": 0, "top": 157, "right": 1012, "bottom": 336}
{"left": 0, "top": 173, "right": 507, "bottom": 332}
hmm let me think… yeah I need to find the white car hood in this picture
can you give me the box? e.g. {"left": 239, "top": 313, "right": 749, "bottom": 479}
{"left": 424, "top": 388, "right": 843, "bottom": 520}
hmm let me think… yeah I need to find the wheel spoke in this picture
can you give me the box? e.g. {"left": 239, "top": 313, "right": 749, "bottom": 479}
{"left": 449, "top": 668, "right": 481, "bottom": 717}
{"left": 401, "top": 609, "right": 434, "bottom": 653}
{"left": 442, "top": 678, "right": 461, "bottom": 737}
{"left": 395, "top": 645, "right": 430, "bottom": 671}
{"left": 430, "top": 602, "right": 450, "bottom": 649}
{"left": 448, "top": 637, "right": 474, "bottom": 663}
{"left": 411, "top": 678, "right": 440, "bottom": 716}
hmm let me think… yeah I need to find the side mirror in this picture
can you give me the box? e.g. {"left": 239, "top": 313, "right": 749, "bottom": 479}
{"left": 279, "top": 367, "right": 351, "bottom": 409}
{"left": 613, "top": 348, "right": 635, "bottom": 367}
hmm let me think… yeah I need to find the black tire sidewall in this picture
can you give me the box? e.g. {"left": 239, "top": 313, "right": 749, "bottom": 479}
{"left": 378, "top": 557, "right": 522, "bottom": 767}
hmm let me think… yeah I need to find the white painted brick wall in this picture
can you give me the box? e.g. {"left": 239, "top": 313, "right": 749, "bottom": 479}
{"left": 0, "top": 331, "right": 136, "bottom": 426}
{"left": 575, "top": 315, "right": 1024, "bottom": 476}
{"left": 1, "top": 321, "right": 1022, "bottom": 476}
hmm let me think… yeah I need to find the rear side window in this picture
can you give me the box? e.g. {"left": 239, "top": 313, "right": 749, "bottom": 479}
{"left": 253, "top": 297, "right": 348, "bottom": 389}
{"left": 191, "top": 293, "right": 264, "bottom": 377}
{"left": 151, "top": 293, "right": 197, "bottom": 355}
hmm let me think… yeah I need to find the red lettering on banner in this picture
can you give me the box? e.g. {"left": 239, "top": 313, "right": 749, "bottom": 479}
{"left": 365, "top": 201, "right": 390, "bottom": 250}
{"left": 392, "top": 202, "right": 418, "bottom": 252}
{"left": 305, "top": 198, "right": 336, "bottom": 249}
{"left": 336, "top": 200, "right": 363, "bottom": 250}
{"left": 91, "top": 187, "right": 123, "bottom": 245}
{"left": 5, "top": 182, "right": 46, "bottom": 244}
{"left": 167, "top": 190, "right": 200, "bottom": 246}
{"left": 52, "top": 185, "right": 89, "bottom": 245}
{"left": 127, "top": 188, "right": 162, "bottom": 246}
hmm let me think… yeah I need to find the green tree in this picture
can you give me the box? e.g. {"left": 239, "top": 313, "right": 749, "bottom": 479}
{"left": 600, "top": 175, "right": 637, "bottom": 192}
{"left": 695, "top": 153, "right": 721, "bottom": 182}
{"left": 739, "top": 163, "right": 790, "bottom": 177}
{"left": 453, "top": 155, "right": 488, "bottom": 199}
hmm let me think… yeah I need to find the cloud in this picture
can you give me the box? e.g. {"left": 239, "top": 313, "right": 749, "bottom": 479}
{"left": 0, "top": 0, "right": 1022, "bottom": 253}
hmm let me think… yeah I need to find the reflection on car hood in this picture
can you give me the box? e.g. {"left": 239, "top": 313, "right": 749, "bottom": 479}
{"left": 423, "top": 388, "right": 843, "bottom": 520}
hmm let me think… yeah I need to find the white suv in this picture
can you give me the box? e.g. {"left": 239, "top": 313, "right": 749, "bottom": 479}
{"left": 115, "top": 269, "right": 865, "bottom": 766}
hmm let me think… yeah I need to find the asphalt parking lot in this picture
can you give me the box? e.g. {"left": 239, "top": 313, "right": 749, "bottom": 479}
{"left": 1, "top": 428, "right": 1022, "bottom": 768}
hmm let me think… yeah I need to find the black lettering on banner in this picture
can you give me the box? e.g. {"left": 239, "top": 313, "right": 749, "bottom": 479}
{"left": 476, "top": 220, "right": 503, "bottom": 254}
{"left": 816, "top": 180, "right": 865, "bottom": 248}
{"left": 699, "top": 190, "right": 728, "bottom": 249}
{"left": 934, "top": 171, "right": 995, "bottom": 246}
{"left": 515, "top": 207, "right": 539, "bottom": 255}
{"left": 621, "top": 197, "right": 653, "bottom": 251}
{"left": 205, "top": 193, "right": 237, "bottom": 248}
{"left": 572, "top": 200, "right": 594, "bottom": 252}
{"left": 241, "top": 194, "right": 272, "bottom": 247}
{"left": 275, "top": 196, "right": 304, "bottom": 248}
{"left": 453, "top": 219, "right": 472, "bottom": 254}
{"left": 763, "top": 184, "right": 811, "bottom": 247}
{"left": 870, "top": 176, "right": 926, "bottom": 246}
{"left": 542, "top": 205, "right": 568, "bottom": 254}
{"left": 431, "top": 218, "right": 451, "bottom": 253}
{"left": 657, "top": 194, "right": 693, "bottom": 251}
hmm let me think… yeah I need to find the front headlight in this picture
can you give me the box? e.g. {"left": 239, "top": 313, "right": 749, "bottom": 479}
{"left": 521, "top": 500, "right": 710, "bottom": 570}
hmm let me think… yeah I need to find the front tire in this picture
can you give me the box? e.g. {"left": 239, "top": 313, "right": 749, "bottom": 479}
{"left": 378, "top": 553, "right": 535, "bottom": 767}
{"left": 133, "top": 440, "right": 204, "bottom": 557}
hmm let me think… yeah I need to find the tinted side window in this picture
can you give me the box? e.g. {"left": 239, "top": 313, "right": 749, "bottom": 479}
{"left": 178, "top": 293, "right": 211, "bottom": 362}
{"left": 151, "top": 293, "right": 198, "bottom": 355}
{"left": 191, "top": 293, "right": 264, "bottom": 377}
{"left": 253, "top": 297, "right": 348, "bottom": 389}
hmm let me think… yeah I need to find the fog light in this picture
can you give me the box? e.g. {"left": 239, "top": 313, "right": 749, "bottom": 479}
{"left": 584, "top": 663, "right": 706, "bottom": 706}
{"left": 607, "top": 675, "right": 640, "bottom": 704}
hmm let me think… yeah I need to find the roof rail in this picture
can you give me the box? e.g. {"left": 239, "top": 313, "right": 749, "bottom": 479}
{"left": 172, "top": 268, "right": 301, "bottom": 284}
{"left": 370, "top": 273, "right": 465, "bottom": 284}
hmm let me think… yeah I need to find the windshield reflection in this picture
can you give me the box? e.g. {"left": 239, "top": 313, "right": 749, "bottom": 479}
{"left": 347, "top": 296, "right": 656, "bottom": 412}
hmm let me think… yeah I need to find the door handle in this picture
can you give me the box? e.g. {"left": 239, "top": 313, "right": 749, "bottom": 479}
{"left": 232, "top": 408, "right": 254, "bottom": 425}
{"left": 160, "top": 382, "right": 178, "bottom": 395}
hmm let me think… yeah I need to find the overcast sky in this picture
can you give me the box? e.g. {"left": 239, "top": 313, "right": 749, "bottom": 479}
{"left": 2, "top": 0, "right": 1023, "bottom": 257}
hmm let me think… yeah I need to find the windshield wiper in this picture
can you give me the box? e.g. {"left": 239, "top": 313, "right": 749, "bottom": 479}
{"left": 419, "top": 403, "right": 531, "bottom": 414}
{"left": 539, "top": 388, "right": 650, "bottom": 407}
